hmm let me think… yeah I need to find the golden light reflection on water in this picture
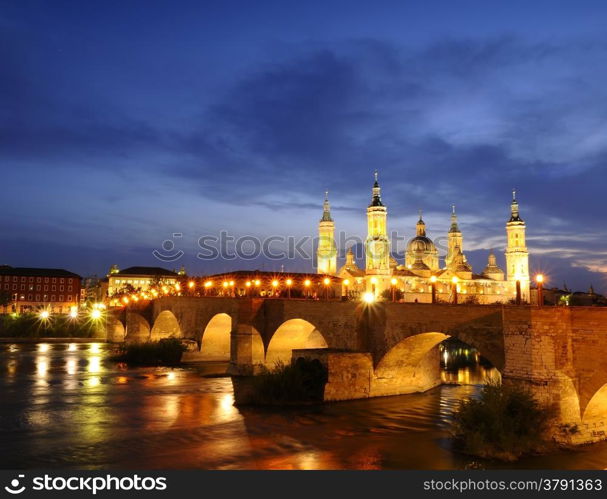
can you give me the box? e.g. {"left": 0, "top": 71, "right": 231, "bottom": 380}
{"left": 66, "top": 358, "right": 77, "bottom": 375}
{"left": 38, "top": 343, "right": 49, "bottom": 353}
{"left": 68, "top": 343, "right": 77, "bottom": 352}
{"left": 89, "top": 343, "right": 101, "bottom": 354}
{"left": 441, "top": 366, "right": 501, "bottom": 385}
{"left": 88, "top": 356, "right": 101, "bottom": 373}
{"left": 36, "top": 359, "right": 48, "bottom": 378}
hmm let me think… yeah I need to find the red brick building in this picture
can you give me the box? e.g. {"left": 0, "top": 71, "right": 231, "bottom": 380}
{"left": 0, "top": 266, "right": 82, "bottom": 314}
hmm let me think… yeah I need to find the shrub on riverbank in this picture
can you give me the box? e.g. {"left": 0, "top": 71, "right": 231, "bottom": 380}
{"left": 452, "top": 382, "right": 553, "bottom": 461}
{"left": 0, "top": 313, "right": 100, "bottom": 338}
{"left": 111, "top": 338, "right": 186, "bottom": 365}
{"left": 239, "top": 358, "right": 328, "bottom": 405}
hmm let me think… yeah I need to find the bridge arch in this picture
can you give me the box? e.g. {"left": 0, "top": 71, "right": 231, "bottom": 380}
{"left": 582, "top": 384, "right": 607, "bottom": 425}
{"left": 125, "top": 313, "right": 151, "bottom": 343}
{"left": 265, "top": 318, "right": 328, "bottom": 367}
{"left": 107, "top": 316, "right": 126, "bottom": 342}
{"left": 373, "top": 332, "right": 501, "bottom": 397}
{"left": 151, "top": 310, "right": 183, "bottom": 341}
{"left": 200, "top": 313, "right": 233, "bottom": 361}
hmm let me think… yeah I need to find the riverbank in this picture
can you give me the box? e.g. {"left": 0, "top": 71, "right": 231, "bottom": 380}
{"left": 0, "top": 337, "right": 108, "bottom": 343}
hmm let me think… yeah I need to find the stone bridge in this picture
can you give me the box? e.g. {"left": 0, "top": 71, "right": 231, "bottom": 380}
{"left": 106, "top": 297, "right": 607, "bottom": 444}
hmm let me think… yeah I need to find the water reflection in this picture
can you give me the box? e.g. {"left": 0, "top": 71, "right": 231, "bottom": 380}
{"left": 1, "top": 342, "right": 606, "bottom": 469}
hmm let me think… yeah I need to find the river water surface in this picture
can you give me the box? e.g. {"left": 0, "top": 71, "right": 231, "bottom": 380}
{"left": 1, "top": 342, "right": 606, "bottom": 469}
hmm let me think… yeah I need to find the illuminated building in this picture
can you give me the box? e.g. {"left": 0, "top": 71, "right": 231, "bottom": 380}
{"left": 326, "top": 174, "right": 531, "bottom": 303}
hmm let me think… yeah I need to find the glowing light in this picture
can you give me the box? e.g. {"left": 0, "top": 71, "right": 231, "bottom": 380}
{"left": 175, "top": 283, "right": 181, "bottom": 292}
{"left": 304, "top": 279, "right": 311, "bottom": 287}
{"left": 323, "top": 278, "right": 330, "bottom": 285}
{"left": 362, "top": 292, "right": 375, "bottom": 304}
{"left": 370, "top": 277, "right": 377, "bottom": 284}
{"left": 39, "top": 310, "right": 50, "bottom": 320}
{"left": 69, "top": 307, "right": 78, "bottom": 319}
{"left": 343, "top": 279, "right": 350, "bottom": 286}
{"left": 38, "top": 343, "right": 49, "bottom": 353}
{"left": 204, "top": 281, "right": 212, "bottom": 288}
{"left": 272, "top": 280, "right": 279, "bottom": 288}
{"left": 188, "top": 281, "right": 195, "bottom": 289}
{"left": 245, "top": 281, "right": 252, "bottom": 287}
{"left": 430, "top": 275, "right": 437, "bottom": 283}
{"left": 122, "top": 297, "right": 129, "bottom": 304}
{"left": 229, "top": 280, "right": 234, "bottom": 286}
{"left": 222, "top": 281, "right": 229, "bottom": 288}
{"left": 68, "top": 343, "right": 77, "bottom": 352}
{"left": 254, "top": 280, "right": 261, "bottom": 286}
{"left": 390, "top": 278, "right": 397, "bottom": 285}
{"left": 162, "top": 286, "right": 169, "bottom": 294}
{"left": 536, "top": 274, "right": 544, "bottom": 284}
{"left": 451, "top": 276, "right": 459, "bottom": 284}
{"left": 90, "top": 343, "right": 101, "bottom": 354}
{"left": 286, "top": 278, "right": 293, "bottom": 286}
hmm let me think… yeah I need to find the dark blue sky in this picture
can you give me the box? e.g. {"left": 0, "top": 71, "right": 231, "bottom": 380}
{"left": 1, "top": 0, "right": 606, "bottom": 293}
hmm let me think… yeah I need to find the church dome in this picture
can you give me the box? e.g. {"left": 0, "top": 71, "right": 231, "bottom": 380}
{"left": 407, "top": 236, "right": 437, "bottom": 255}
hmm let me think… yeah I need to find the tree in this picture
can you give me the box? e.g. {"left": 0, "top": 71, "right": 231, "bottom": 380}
{"left": 0, "top": 290, "right": 12, "bottom": 311}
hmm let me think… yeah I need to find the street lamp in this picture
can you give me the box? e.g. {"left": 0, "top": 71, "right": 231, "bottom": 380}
{"left": 430, "top": 275, "right": 437, "bottom": 304}
{"left": 536, "top": 274, "right": 544, "bottom": 307}
{"left": 304, "top": 279, "right": 311, "bottom": 298}
{"left": 245, "top": 280, "right": 252, "bottom": 297}
{"left": 362, "top": 292, "right": 375, "bottom": 304}
{"left": 390, "top": 277, "right": 397, "bottom": 302}
{"left": 370, "top": 276, "right": 377, "bottom": 296}
{"left": 451, "top": 276, "right": 459, "bottom": 305}
{"left": 229, "top": 280, "right": 235, "bottom": 297}
{"left": 204, "top": 281, "right": 212, "bottom": 296}
{"left": 286, "top": 278, "right": 293, "bottom": 299}
{"left": 272, "top": 279, "right": 279, "bottom": 297}
{"left": 343, "top": 279, "right": 350, "bottom": 300}
{"left": 323, "top": 277, "right": 331, "bottom": 300}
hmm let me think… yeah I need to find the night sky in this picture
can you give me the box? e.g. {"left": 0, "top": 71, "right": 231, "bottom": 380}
{"left": 1, "top": 0, "right": 606, "bottom": 293}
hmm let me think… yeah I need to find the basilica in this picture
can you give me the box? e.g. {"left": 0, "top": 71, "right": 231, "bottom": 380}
{"left": 316, "top": 173, "right": 530, "bottom": 304}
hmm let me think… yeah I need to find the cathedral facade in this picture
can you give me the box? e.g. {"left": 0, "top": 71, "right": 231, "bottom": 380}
{"left": 316, "top": 174, "right": 530, "bottom": 304}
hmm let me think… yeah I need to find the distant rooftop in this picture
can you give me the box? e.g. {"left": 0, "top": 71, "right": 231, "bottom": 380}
{"left": 115, "top": 266, "right": 178, "bottom": 277}
{"left": 0, "top": 266, "right": 81, "bottom": 278}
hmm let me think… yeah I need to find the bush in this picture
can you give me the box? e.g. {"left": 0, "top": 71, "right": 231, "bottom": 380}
{"left": 245, "top": 358, "right": 328, "bottom": 405}
{"left": 111, "top": 338, "right": 186, "bottom": 365}
{"left": 452, "top": 382, "right": 553, "bottom": 461}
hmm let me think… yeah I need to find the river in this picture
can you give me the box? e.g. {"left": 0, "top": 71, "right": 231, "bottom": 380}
{"left": 0, "top": 342, "right": 605, "bottom": 469}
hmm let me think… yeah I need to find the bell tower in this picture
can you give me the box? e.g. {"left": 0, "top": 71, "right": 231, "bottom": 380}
{"left": 365, "top": 171, "right": 390, "bottom": 276}
{"left": 316, "top": 191, "right": 337, "bottom": 275}
{"left": 505, "top": 189, "right": 530, "bottom": 301}
{"left": 445, "top": 205, "right": 463, "bottom": 268}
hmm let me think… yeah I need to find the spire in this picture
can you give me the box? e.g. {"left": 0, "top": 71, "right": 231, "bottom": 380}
{"left": 345, "top": 247, "right": 355, "bottom": 266}
{"left": 321, "top": 190, "right": 333, "bottom": 222}
{"left": 416, "top": 209, "right": 426, "bottom": 236}
{"left": 488, "top": 250, "right": 497, "bottom": 266}
{"left": 449, "top": 204, "right": 460, "bottom": 233}
{"left": 370, "top": 171, "right": 383, "bottom": 207}
{"left": 509, "top": 188, "right": 523, "bottom": 222}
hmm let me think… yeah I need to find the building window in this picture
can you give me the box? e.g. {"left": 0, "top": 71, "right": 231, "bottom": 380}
{"left": 37, "top": 277, "right": 41, "bottom": 283}
{"left": 36, "top": 294, "right": 40, "bottom": 301}
{"left": 20, "top": 284, "right": 25, "bottom": 291}
{"left": 12, "top": 284, "right": 17, "bottom": 290}
{"left": 60, "top": 285, "right": 64, "bottom": 291}
{"left": 51, "top": 295, "right": 56, "bottom": 301}
{"left": 68, "top": 286, "right": 72, "bottom": 291}
{"left": 67, "top": 295, "right": 72, "bottom": 301}
{"left": 44, "top": 278, "right": 49, "bottom": 283}
{"left": 44, "top": 285, "right": 48, "bottom": 291}
{"left": 59, "top": 295, "right": 64, "bottom": 301}
{"left": 28, "top": 294, "right": 32, "bottom": 300}
{"left": 29, "top": 277, "right": 34, "bottom": 282}
{"left": 36, "top": 285, "right": 41, "bottom": 291}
